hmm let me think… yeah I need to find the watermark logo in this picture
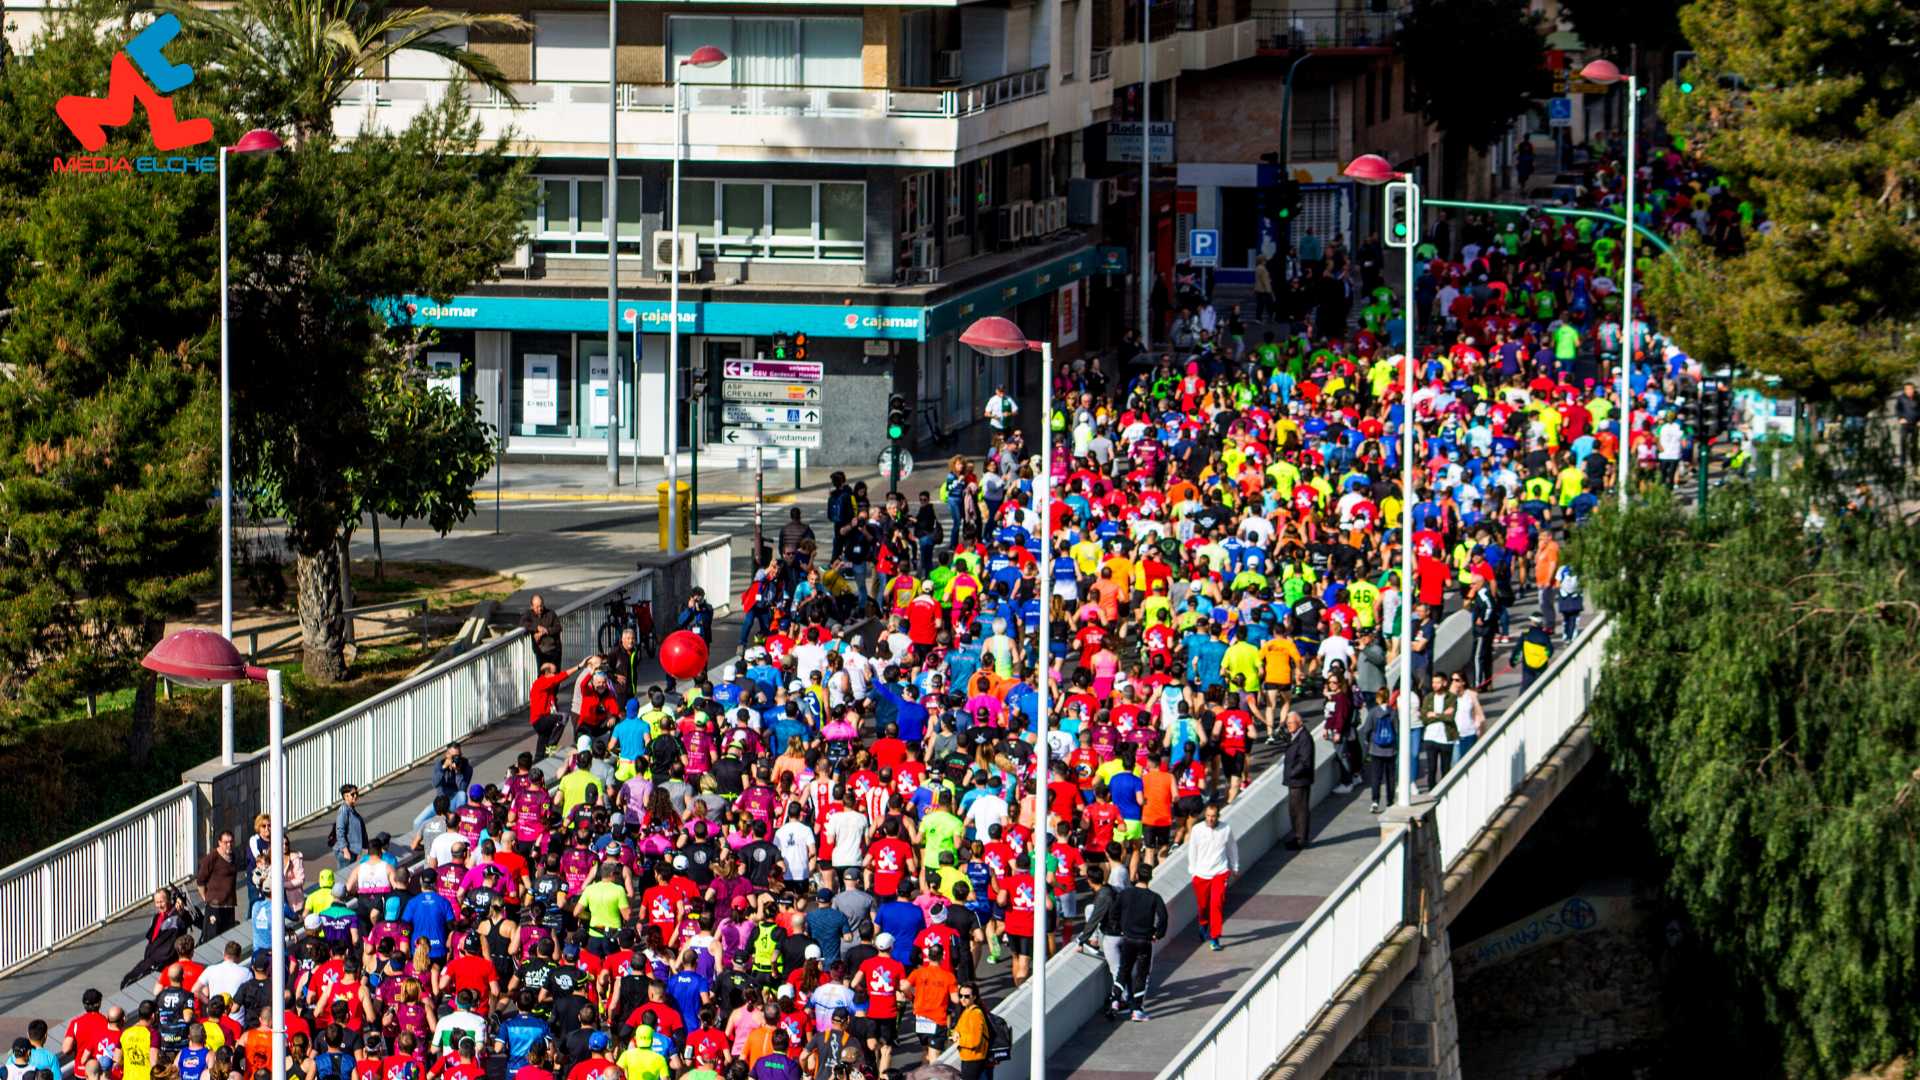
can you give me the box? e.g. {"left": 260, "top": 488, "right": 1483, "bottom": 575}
{"left": 53, "top": 13, "right": 215, "bottom": 173}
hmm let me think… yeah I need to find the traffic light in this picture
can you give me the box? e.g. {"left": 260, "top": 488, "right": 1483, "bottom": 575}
{"left": 772, "top": 333, "right": 791, "bottom": 360}
{"left": 1384, "top": 180, "right": 1417, "bottom": 249}
{"left": 792, "top": 333, "right": 808, "bottom": 362}
{"left": 887, "top": 394, "right": 909, "bottom": 442}
{"left": 1273, "top": 179, "right": 1301, "bottom": 221}
{"left": 1673, "top": 49, "right": 1696, "bottom": 93}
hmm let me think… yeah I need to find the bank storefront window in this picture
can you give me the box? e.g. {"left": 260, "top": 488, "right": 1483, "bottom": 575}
{"left": 678, "top": 179, "right": 864, "bottom": 261}
{"left": 533, "top": 176, "right": 641, "bottom": 256}
{"left": 508, "top": 331, "right": 638, "bottom": 439}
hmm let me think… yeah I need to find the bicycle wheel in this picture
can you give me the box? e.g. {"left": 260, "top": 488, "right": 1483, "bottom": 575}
{"left": 596, "top": 617, "right": 621, "bottom": 655}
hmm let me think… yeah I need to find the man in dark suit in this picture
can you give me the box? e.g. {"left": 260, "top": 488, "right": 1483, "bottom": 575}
{"left": 1283, "top": 711, "right": 1316, "bottom": 850}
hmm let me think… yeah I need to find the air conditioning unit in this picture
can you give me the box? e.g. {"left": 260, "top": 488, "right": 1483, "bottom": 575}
{"left": 1047, "top": 196, "right": 1068, "bottom": 234}
{"left": 911, "top": 237, "right": 938, "bottom": 269}
{"left": 935, "top": 50, "right": 963, "bottom": 83}
{"left": 1018, "top": 200, "right": 1038, "bottom": 239}
{"left": 1009, "top": 202, "right": 1030, "bottom": 241}
{"left": 507, "top": 242, "right": 533, "bottom": 270}
{"left": 995, "top": 206, "right": 1019, "bottom": 247}
{"left": 653, "top": 231, "right": 699, "bottom": 275}
{"left": 1101, "top": 177, "right": 1119, "bottom": 205}
{"left": 1067, "top": 178, "right": 1108, "bottom": 226}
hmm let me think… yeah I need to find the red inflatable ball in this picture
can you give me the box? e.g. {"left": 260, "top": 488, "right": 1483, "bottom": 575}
{"left": 659, "top": 630, "right": 710, "bottom": 681}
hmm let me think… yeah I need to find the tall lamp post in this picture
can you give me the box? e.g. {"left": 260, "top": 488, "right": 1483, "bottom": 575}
{"left": 1138, "top": 0, "right": 1153, "bottom": 343}
{"left": 957, "top": 316, "right": 1053, "bottom": 1075}
{"left": 1579, "top": 58, "right": 1637, "bottom": 509}
{"left": 1343, "top": 153, "right": 1419, "bottom": 806}
{"left": 217, "top": 127, "right": 284, "bottom": 765}
{"left": 141, "top": 631, "right": 285, "bottom": 1080}
{"left": 605, "top": 0, "right": 621, "bottom": 488}
{"left": 667, "top": 44, "right": 729, "bottom": 554}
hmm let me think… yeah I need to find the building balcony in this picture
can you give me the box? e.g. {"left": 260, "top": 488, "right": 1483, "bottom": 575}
{"left": 1254, "top": 8, "right": 1399, "bottom": 52}
{"left": 332, "top": 68, "right": 1053, "bottom": 168}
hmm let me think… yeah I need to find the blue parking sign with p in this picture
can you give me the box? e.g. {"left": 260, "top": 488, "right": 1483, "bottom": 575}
{"left": 1189, "top": 228, "right": 1220, "bottom": 267}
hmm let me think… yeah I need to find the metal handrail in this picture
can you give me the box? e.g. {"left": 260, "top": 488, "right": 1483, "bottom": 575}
{"left": 0, "top": 568, "right": 655, "bottom": 976}
{"left": 1153, "top": 828, "right": 1411, "bottom": 1080}
{"left": 1254, "top": 8, "right": 1399, "bottom": 49}
{"left": 1152, "top": 610, "right": 1614, "bottom": 1080}
{"left": 1427, "top": 612, "right": 1612, "bottom": 868}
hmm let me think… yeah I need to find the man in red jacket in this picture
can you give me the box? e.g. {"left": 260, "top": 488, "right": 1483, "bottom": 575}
{"left": 529, "top": 656, "right": 589, "bottom": 755}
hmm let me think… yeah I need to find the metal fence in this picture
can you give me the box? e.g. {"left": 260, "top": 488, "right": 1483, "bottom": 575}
{"left": 1153, "top": 828, "right": 1411, "bottom": 1080}
{"left": 0, "top": 569, "right": 655, "bottom": 976}
{"left": 1254, "top": 9, "right": 1399, "bottom": 49}
{"left": 1429, "top": 613, "right": 1612, "bottom": 868}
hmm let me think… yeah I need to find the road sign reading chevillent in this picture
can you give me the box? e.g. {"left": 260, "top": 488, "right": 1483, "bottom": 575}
{"left": 722, "top": 380, "right": 822, "bottom": 403}
{"left": 723, "top": 427, "right": 822, "bottom": 449}
{"left": 723, "top": 359, "right": 823, "bottom": 382}
{"left": 722, "top": 403, "right": 823, "bottom": 428}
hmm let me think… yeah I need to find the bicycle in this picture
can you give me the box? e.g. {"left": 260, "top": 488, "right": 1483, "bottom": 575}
{"left": 595, "top": 586, "right": 658, "bottom": 658}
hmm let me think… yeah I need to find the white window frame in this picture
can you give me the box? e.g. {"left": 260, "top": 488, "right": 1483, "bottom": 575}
{"left": 677, "top": 178, "right": 867, "bottom": 262}
{"left": 534, "top": 175, "right": 642, "bottom": 256}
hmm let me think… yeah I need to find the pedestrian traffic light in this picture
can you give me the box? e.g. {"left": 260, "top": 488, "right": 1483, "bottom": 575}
{"left": 792, "top": 333, "right": 808, "bottom": 362}
{"left": 1672, "top": 49, "right": 1696, "bottom": 93}
{"left": 1384, "top": 180, "right": 1417, "bottom": 250}
{"left": 772, "top": 333, "right": 791, "bottom": 360}
{"left": 887, "top": 394, "right": 909, "bottom": 442}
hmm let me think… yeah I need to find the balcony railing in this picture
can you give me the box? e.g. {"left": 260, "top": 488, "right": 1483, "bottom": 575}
{"left": 1255, "top": 8, "right": 1398, "bottom": 49}
{"left": 347, "top": 67, "right": 1050, "bottom": 123}
{"left": 1091, "top": 49, "right": 1114, "bottom": 80}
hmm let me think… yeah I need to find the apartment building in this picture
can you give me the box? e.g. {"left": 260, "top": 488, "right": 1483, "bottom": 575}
{"left": 6, "top": 0, "right": 1267, "bottom": 465}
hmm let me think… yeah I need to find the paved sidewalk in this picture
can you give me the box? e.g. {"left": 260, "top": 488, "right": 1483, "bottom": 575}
{"left": 1050, "top": 633, "right": 1534, "bottom": 1080}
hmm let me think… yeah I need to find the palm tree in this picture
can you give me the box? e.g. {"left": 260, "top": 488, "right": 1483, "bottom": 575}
{"left": 157, "top": 0, "right": 530, "bottom": 143}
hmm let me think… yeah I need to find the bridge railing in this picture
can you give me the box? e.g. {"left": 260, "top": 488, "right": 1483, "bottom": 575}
{"left": 1150, "top": 610, "right": 1613, "bottom": 1080}
{"left": 0, "top": 568, "right": 657, "bottom": 976}
{"left": 1154, "top": 827, "right": 1410, "bottom": 1080}
{"left": 1429, "top": 613, "right": 1612, "bottom": 868}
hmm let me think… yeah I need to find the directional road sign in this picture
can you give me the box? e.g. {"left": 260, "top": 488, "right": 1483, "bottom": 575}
{"left": 722, "top": 403, "right": 823, "bottom": 428}
{"left": 722, "top": 380, "right": 821, "bottom": 403}
{"left": 723, "top": 427, "right": 822, "bottom": 449}
{"left": 1188, "top": 228, "right": 1220, "bottom": 268}
{"left": 723, "top": 359, "right": 823, "bottom": 382}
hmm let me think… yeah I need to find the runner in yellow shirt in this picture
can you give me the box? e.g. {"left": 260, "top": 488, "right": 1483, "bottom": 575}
{"left": 1258, "top": 632, "right": 1303, "bottom": 741}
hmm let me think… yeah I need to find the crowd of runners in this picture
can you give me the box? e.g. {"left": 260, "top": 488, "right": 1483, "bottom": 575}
{"left": 23, "top": 133, "right": 1749, "bottom": 1080}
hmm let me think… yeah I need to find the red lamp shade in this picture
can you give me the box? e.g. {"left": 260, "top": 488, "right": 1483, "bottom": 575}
{"left": 230, "top": 128, "right": 284, "bottom": 155}
{"left": 1579, "top": 59, "right": 1624, "bottom": 85}
{"left": 683, "top": 46, "right": 728, "bottom": 69}
{"left": 659, "top": 631, "right": 711, "bottom": 682}
{"left": 959, "top": 316, "right": 1034, "bottom": 358}
{"left": 1342, "top": 153, "right": 1401, "bottom": 185}
{"left": 142, "top": 629, "right": 260, "bottom": 688}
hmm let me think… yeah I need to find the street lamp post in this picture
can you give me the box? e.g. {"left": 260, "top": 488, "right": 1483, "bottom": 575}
{"left": 1580, "top": 58, "right": 1637, "bottom": 509}
{"left": 1138, "top": 0, "right": 1153, "bottom": 344}
{"left": 958, "top": 316, "right": 1053, "bottom": 1077}
{"left": 217, "top": 127, "right": 284, "bottom": 765}
{"left": 667, "top": 45, "right": 729, "bottom": 555}
{"left": 1343, "top": 153, "right": 1419, "bottom": 807}
{"left": 606, "top": 0, "right": 621, "bottom": 489}
{"left": 142, "top": 631, "right": 285, "bottom": 1080}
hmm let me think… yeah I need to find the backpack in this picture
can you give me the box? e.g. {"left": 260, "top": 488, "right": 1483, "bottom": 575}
{"left": 1556, "top": 569, "right": 1584, "bottom": 614}
{"left": 315, "top": 1052, "right": 354, "bottom": 1080}
{"left": 982, "top": 1008, "right": 1014, "bottom": 1063}
{"left": 828, "top": 488, "right": 853, "bottom": 525}
{"left": 1372, "top": 710, "right": 1396, "bottom": 749}
{"left": 751, "top": 922, "right": 783, "bottom": 973}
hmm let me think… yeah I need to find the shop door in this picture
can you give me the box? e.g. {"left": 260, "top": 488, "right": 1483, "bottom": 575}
{"left": 701, "top": 338, "right": 754, "bottom": 448}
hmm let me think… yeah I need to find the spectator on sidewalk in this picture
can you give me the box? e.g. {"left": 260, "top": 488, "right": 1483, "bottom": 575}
{"left": 193, "top": 830, "right": 240, "bottom": 934}
{"left": 521, "top": 594, "right": 563, "bottom": 668}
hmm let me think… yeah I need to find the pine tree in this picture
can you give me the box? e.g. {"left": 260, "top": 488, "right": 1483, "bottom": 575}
{"left": 1648, "top": 0, "right": 1920, "bottom": 406}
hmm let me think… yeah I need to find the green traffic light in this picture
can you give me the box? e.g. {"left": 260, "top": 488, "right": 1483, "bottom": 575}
{"left": 1679, "top": 80, "right": 1695, "bottom": 94}
{"left": 1392, "top": 222, "right": 1408, "bottom": 238}
{"left": 888, "top": 423, "right": 904, "bottom": 440}
{"left": 1277, "top": 207, "right": 1291, "bottom": 219}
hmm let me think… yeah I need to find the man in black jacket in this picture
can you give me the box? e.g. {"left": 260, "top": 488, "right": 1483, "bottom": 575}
{"left": 1113, "top": 864, "right": 1168, "bottom": 1022}
{"left": 1284, "top": 711, "right": 1316, "bottom": 850}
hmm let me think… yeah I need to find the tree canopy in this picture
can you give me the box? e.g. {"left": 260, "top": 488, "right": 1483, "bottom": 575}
{"left": 0, "top": 6, "right": 219, "bottom": 753}
{"left": 1398, "top": 0, "right": 1552, "bottom": 152}
{"left": 1647, "top": 0, "right": 1920, "bottom": 406}
{"left": 1573, "top": 448, "right": 1920, "bottom": 1077}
